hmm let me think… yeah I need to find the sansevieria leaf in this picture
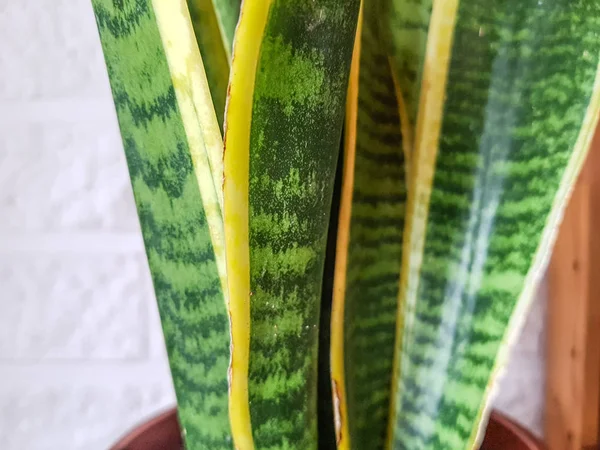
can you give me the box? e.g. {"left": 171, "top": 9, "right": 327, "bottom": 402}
{"left": 330, "top": 2, "right": 408, "bottom": 449}
{"left": 91, "top": 0, "right": 230, "bottom": 448}
{"left": 224, "top": 0, "right": 360, "bottom": 448}
{"left": 389, "top": 1, "right": 600, "bottom": 449}
{"left": 329, "top": 0, "right": 437, "bottom": 447}
{"left": 90, "top": 0, "right": 599, "bottom": 448}
{"left": 380, "top": 0, "right": 432, "bottom": 147}
{"left": 187, "top": 0, "right": 241, "bottom": 129}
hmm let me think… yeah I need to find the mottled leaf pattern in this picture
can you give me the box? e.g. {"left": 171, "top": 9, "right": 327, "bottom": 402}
{"left": 331, "top": 2, "right": 407, "bottom": 449}
{"left": 239, "top": 1, "right": 360, "bottom": 448}
{"left": 390, "top": 1, "right": 600, "bottom": 449}
{"left": 91, "top": 0, "right": 231, "bottom": 448}
{"left": 90, "top": 0, "right": 600, "bottom": 449}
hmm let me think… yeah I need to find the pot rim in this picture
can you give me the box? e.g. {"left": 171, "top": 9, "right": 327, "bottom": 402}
{"left": 112, "top": 408, "right": 178, "bottom": 450}
{"left": 112, "top": 408, "right": 544, "bottom": 450}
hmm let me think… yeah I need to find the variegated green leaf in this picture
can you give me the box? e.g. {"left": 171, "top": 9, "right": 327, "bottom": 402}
{"left": 380, "top": 0, "right": 432, "bottom": 141}
{"left": 330, "top": 2, "right": 407, "bottom": 449}
{"left": 187, "top": 0, "right": 241, "bottom": 129}
{"left": 210, "top": 0, "right": 240, "bottom": 51}
{"left": 223, "top": 1, "right": 361, "bottom": 448}
{"left": 389, "top": 1, "right": 600, "bottom": 449}
{"left": 91, "top": 0, "right": 230, "bottom": 448}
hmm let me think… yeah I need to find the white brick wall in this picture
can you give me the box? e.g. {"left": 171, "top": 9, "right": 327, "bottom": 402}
{"left": 0, "top": 1, "right": 176, "bottom": 448}
{"left": 0, "top": 0, "right": 546, "bottom": 448}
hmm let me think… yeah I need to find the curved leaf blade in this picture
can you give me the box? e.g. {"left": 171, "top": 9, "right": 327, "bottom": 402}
{"left": 187, "top": 0, "right": 232, "bottom": 129}
{"left": 91, "top": 0, "right": 231, "bottom": 448}
{"left": 222, "top": 1, "right": 273, "bottom": 448}
{"left": 187, "top": 0, "right": 241, "bottom": 129}
{"left": 389, "top": 1, "right": 600, "bottom": 449}
{"left": 224, "top": 0, "right": 361, "bottom": 448}
{"left": 153, "top": 0, "right": 226, "bottom": 211}
{"left": 211, "top": 0, "right": 241, "bottom": 52}
{"left": 331, "top": 2, "right": 408, "bottom": 448}
{"left": 381, "top": 0, "right": 432, "bottom": 140}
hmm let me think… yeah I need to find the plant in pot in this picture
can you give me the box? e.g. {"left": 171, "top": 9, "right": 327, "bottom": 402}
{"left": 90, "top": 0, "right": 600, "bottom": 449}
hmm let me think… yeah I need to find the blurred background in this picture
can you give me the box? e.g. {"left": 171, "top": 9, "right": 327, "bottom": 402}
{"left": 0, "top": 0, "right": 546, "bottom": 448}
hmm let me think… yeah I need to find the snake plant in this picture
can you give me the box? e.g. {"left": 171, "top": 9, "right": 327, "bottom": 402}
{"left": 92, "top": 0, "right": 600, "bottom": 449}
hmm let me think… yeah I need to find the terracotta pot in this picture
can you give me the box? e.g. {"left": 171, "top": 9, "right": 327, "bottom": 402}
{"left": 111, "top": 408, "right": 544, "bottom": 450}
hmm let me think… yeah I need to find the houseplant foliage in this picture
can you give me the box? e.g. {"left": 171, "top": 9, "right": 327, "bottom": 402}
{"left": 91, "top": 0, "right": 600, "bottom": 449}
{"left": 333, "top": 1, "right": 600, "bottom": 449}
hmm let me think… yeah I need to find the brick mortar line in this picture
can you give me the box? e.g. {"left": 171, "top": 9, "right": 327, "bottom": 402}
{"left": 0, "top": 99, "right": 118, "bottom": 124}
{"left": 0, "top": 232, "right": 144, "bottom": 253}
{"left": 0, "top": 360, "right": 174, "bottom": 388}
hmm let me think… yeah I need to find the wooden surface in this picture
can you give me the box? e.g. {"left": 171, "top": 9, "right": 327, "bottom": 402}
{"left": 546, "top": 131, "right": 600, "bottom": 450}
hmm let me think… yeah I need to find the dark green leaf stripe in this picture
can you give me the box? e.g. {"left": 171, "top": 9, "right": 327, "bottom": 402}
{"left": 246, "top": 1, "right": 360, "bottom": 448}
{"left": 91, "top": 1, "right": 231, "bottom": 448}
{"left": 391, "top": 1, "right": 600, "bottom": 449}
{"left": 341, "top": 2, "right": 407, "bottom": 448}
{"left": 381, "top": 0, "right": 432, "bottom": 133}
